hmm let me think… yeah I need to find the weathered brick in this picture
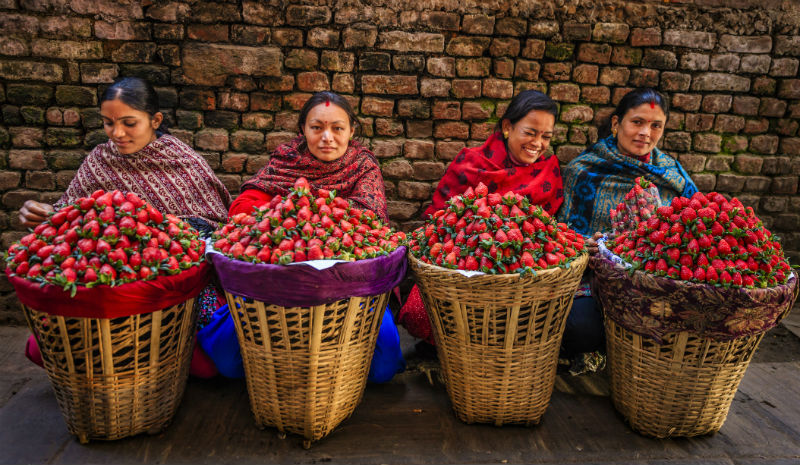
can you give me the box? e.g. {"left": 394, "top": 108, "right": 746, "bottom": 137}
{"left": 705, "top": 155, "right": 733, "bottom": 171}
{"left": 342, "top": 25, "right": 377, "bottom": 48}
{"left": 221, "top": 152, "right": 247, "bottom": 173}
{"left": 183, "top": 43, "right": 281, "bottom": 86}
{"left": 642, "top": 49, "right": 677, "bottom": 69}
{"left": 362, "top": 75, "right": 417, "bottom": 95}
{"left": 770, "top": 58, "right": 799, "bottom": 77}
{"left": 451, "top": 80, "right": 481, "bottom": 99}
{"left": 418, "top": 11, "right": 459, "bottom": 31}
{"left": 375, "top": 118, "right": 403, "bottom": 136}
{"left": 773, "top": 214, "right": 800, "bottom": 231}
{"left": 250, "top": 92, "right": 281, "bottom": 112}
{"left": 434, "top": 122, "right": 469, "bottom": 140}
{"left": 715, "top": 174, "right": 746, "bottom": 193}
{"left": 10, "top": 128, "right": 44, "bottom": 148}
{"left": 285, "top": 49, "right": 319, "bottom": 70}
{"left": 667, "top": 112, "right": 684, "bottom": 132}
{"left": 664, "top": 30, "right": 716, "bottom": 50}
{"left": 214, "top": 92, "right": 247, "bottom": 112}
{"left": 529, "top": 20, "right": 558, "bottom": 38}
{"left": 781, "top": 137, "right": 800, "bottom": 155}
{"left": 744, "top": 118, "right": 770, "bottom": 134}
{"left": 625, "top": 68, "right": 657, "bottom": 88}
{"left": 740, "top": 55, "right": 771, "bottom": 74}
{"left": 378, "top": 31, "right": 444, "bottom": 53}
{"left": 778, "top": 79, "right": 800, "bottom": 99}
{"left": 436, "top": 141, "right": 465, "bottom": 161}
{"left": 577, "top": 43, "right": 612, "bottom": 64}
{"left": 685, "top": 113, "right": 714, "bottom": 132}
{"left": 271, "top": 29, "right": 303, "bottom": 46}
{"left": 549, "top": 83, "right": 580, "bottom": 102}
{"left": 693, "top": 133, "right": 722, "bottom": 153}
{"left": 482, "top": 78, "right": 513, "bottom": 99}
{"left": 195, "top": 128, "right": 228, "bottom": 151}
{"left": 265, "top": 131, "right": 296, "bottom": 151}
{"left": 560, "top": 105, "right": 593, "bottom": 124}
{"left": 611, "top": 46, "right": 642, "bottom": 66}
{"left": 381, "top": 158, "right": 412, "bottom": 178}
{"left": 404, "top": 140, "right": 434, "bottom": 160}
{"left": 2, "top": 189, "right": 41, "bottom": 209}
{"left": 361, "top": 97, "right": 394, "bottom": 117}
{"left": 397, "top": 100, "right": 430, "bottom": 119}
{"left": 732, "top": 96, "right": 760, "bottom": 115}
{"left": 572, "top": 64, "right": 598, "bottom": 84}
{"left": 719, "top": 35, "right": 772, "bottom": 53}
{"left": 775, "top": 35, "right": 800, "bottom": 56}
{"left": 663, "top": 132, "right": 692, "bottom": 152}
{"left": 753, "top": 76, "right": 777, "bottom": 95}
{"left": 710, "top": 54, "right": 740, "bottom": 73}
{"left": 660, "top": 72, "right": 691, "bottom": 92}
{"left": 750, "top": 134, "right": 779, "bottom": 154}
{"left": 305, "top": 28, "right": 338, "bottom": 48}
{"left": 592, "top": 23, "right": 629, "bottom": 44}
{"left": 521, "top": 39, "right": 545, "bottom": 60}
{"left": 762, "top": 156, "right": 793, "bottom": 175}
{"left": 432, "top": 101, "right": 460, "bottom": 120}
{"left": 44, "top": 127, "right": 81, "bottom": 147}
{"left": 387, "top": 201, "right": 419, "bottom": 221}
{"left": 230, "top": 25, "right": 268, "bottom": 45}
{"left": 759, "top": 98, "right": 787, "bottom": 118}
{"left": 545, "top": 43, "right": 574, "bottom": 61}
{"left": 777, "top": 119, "right": 799, "bottom": 137}
{"left": 691, "top": 73, "right": 750, "bottom": 92}
{"left": 283, "top": 93, "right": 312, "bottom": 112}
{"left": 398, "top": 181, "right": 433, "bottom": 200}
{"left": 332, "top": 73, "right": 354, "bottom": 94}
{"left": 412, "top": 161, "right": 446, "bottom": 181}
{"left": 420, "top": 78, "right": 451, "bottom": 98}
{"left": 514, "top": 81, "right": 547, "bottom": 95}
{"left": 734, "top": 154, "right": 763, "bottom": 174}
{"left": 229, "top": 131, "right": 264, "bottom": 153}
{"left": 771, "top": 176, "right": 798, "bottom": 194}
{"left": 598, "top": 67, "right": 629, "bottom": 86}
{"left": 20, "top": 106, "right": 44, "bottom": 125}
{"left": 563, "top": 22, "right": 591, "bottom": 42}
{"left": 6, "top": 84, "right": 52, "bottom": 105}
{"left": 241, "top": 112, "right": 273, "bottom": 131}
{"left": 462, "top": 14, "right": 494, "bottom": 35}
{"left": 0, "top": 172, "right": 21, "bottom": 191}
{"left": 0, "top": 37, "right": 29, "bottom": 56}
{"left": 406, "top": 120, "right": 433, "bottom": 138}
{"left": 556, "top": 145, "right": 584, "bottom": 164}
{"left": 370, "top": 139, "right": 402, "bottom": 158}
{"left": 702, "top": 95, "right": 732, "bottom": 113}
{"left": 714, "top": 115, "right": 745, "bottom": 133}
{"left": 680, "top": 52, "right": 710, "bottom": 71}
{"left": 285, "top": 5, "right": 330, "bottom": 26}
{"left": 456, "top": 58, "right": 491, "bottom": 77}
{"left": 427, "top": 57, "right": 455, "bottom": 78}
{"left": 24, "top": 170, "right": 54, "bottom": 190}
{"left": 462, "top": 101, "right": 493, "bottom": 120}
{"left": 187, "top": 24, "right": 228, "bottom": 42}
{"left": 581, "top": 86, "right": 610, "bottom": 104}
{"left": 611, "top": 87, "right": 634, "bottom": 106}
{"left": 495, "top": 17, "right": 526, "bottom": 37}
{"left": 31, "top": 39, "right": 102, "bottom": 59}
{"left": 110, "top": 41, "right": 157, "bottom": 62}
{"left": 567, "top": 125, "right": 597, "bottom": 145}
{"left": 393, "top": 55, "right": 424, "bottom": 73}
{"left": 542, "top": 62, "right": 572, "bottom": 81}
{"left": 744, "top": 176, "right": 771, "bottom": 193}
{"left": 489, "top": 38, "right": 520, "bottom": 57}
{"left": 359, "top": 52, "right": 391, "bottom": 71}
{"left": 493, "top": 58, "right": 514, "bottom": 78}
{"left": 9, "top": 149, "right": 46, "bottom": 169}
{"left": 631, "top": 27, "right": 661, "bottom": 47}
{"left": 321, "top": 51, "right": 355, "bottom": 72}
{"left": 0, "top": 61, "right": 63, "bottom": 83}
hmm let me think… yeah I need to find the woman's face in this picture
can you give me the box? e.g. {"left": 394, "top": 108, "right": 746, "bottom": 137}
{"left": 302, "top": 103, "right": 355, "bottom": 162}
{"left": 611, "top": 102, "right": 666, "bottom": 157}
{"left": 101, "top": 99, "right": 162, "bottom": 155}
{"left": 501, "top": 110, "right": 555, "bottom": 165}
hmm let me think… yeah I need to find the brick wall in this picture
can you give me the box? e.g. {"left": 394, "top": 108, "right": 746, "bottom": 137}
{"left": 0, "top": 0, "right": 799, "bottom": 322}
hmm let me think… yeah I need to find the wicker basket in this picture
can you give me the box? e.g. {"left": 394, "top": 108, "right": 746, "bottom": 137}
{"left": 408, "top": 252, "right": 588, "bottom": 425}
{"left": 225, "top": 291, "right": 389, "bottom": 445}
{"left": 604, "top": 317, "right": 763, "bottom": 438}
{"left": 22, "top": 299, "right": 197, "bottom": 444}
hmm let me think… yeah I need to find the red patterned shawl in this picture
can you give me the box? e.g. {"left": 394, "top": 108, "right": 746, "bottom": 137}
{"left": 58, "top": 135, "right": 231, "bottom": 223}
{"left": 241, "top": 135, "right": 388, "bottom": 221}
{"left": 424, "top": 132, "right": 564, "bottom": 218}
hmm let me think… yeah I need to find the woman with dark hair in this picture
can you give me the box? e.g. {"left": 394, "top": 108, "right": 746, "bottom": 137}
{"left": 18, "top": 76, "right": 232, "bottom": 378}
{"left": 399, "top": 90, "right": 565, "bottom": 346}
{"left": 228, "top": 91, "right": 387, "bottom": 221}
{"left": 20, "top": 76, "right": 231, "bottom": 229}
{"left": 556, "top": 88, "right": 698, "bottom": 373}
{"left": 211, "top": 91, "right": 403, "bottom": 383}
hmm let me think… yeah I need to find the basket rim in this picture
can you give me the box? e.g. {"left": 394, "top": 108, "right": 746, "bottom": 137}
{"left": 407, "top": 249, "right": 588, "bottom": 284}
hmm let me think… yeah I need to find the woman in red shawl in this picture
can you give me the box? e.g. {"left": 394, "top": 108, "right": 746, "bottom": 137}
{"left": 229, "top": 92, "right": 387, "bottom": 221}
{"left": 399, "top": 90, "right": 564, "bottom": 345}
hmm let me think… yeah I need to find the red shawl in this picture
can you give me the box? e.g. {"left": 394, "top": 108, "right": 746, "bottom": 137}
{"left": 58, "top": 135, "right": 232, "bottom": 223}
{"left": 241, "top": 135, "right": 388, "bottom": 221}
{"left": 424, "top": 132, "right": 564, "bottom": 218}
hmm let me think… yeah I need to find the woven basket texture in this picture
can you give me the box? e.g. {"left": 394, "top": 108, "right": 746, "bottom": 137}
{"left": 225, "top": 292, "right": 389, "bottom": 443}
{"left": 408, "top": 252, "right": 588, "bottom": 426}
{"left": 605, "top": 317, "right": 761, "bottom": 438}
{"left": 23, "top": 299, "right": 196, "bottom": 443}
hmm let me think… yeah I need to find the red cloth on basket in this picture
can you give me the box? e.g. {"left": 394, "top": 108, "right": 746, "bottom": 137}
{"left": 8, "top": 262, "right": 212, "bottom": 319}
{"left": 398, "top": 285, "right": 435, "bottom": 345}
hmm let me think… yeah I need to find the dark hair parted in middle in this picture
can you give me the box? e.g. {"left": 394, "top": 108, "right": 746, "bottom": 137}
{"left": 495, "top": 90, "right": 559, "bottom": 134}
{"left": 100, "top": 76, "right": 169, "bottom": 135}
{"left": 599, "top": 87, "right": 670, "bottom": 138}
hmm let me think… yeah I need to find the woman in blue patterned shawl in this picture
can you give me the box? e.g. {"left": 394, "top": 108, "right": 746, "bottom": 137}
{"left": 556, "top": 88, "right": 698, "bottom": 374}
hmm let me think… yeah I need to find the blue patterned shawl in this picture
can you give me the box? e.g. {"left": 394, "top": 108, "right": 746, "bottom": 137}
{"left": 558, "top": 136, "right": 698, "bottom": 236}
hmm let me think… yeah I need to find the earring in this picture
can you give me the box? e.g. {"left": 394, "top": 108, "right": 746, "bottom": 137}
{"left": 612, "top": 128, "right": 618, "bottom": 137}
{"left": 503, "top": 131, "right": 509, "bottom": 139}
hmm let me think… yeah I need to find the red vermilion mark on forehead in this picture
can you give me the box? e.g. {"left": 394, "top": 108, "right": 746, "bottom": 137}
{"left": 650, "top": 100, "right": 656, "bottom": 109}
{"left": 325, "top": 99, "right": 330, "bottom": 107}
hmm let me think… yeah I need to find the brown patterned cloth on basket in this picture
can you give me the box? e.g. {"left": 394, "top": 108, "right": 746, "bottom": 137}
{"left": 590, "top": 255, "right": 799, "bottom": 343}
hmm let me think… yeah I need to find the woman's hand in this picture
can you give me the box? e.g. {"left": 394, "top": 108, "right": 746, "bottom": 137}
{"left": 19, "top": 200, "right": 54, "bottom": 228}
{"left": 585, "top": 231, "right": 604, "bottom": 256}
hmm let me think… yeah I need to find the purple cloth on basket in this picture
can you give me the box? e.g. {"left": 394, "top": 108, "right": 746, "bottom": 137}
{"left": 208, "top": 247, "right": 407, "bottom": 307}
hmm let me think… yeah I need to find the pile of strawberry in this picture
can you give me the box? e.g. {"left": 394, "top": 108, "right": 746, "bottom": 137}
{"left": 211, "top": 178, "right": 406, "bottom": 264}
{"left": 607, "top": 190, "right": 793, "bottom": 288}
{"left": 408, "top": 182, "right": 585, "bottom": 274}
{"left": 5, "top": 190, "right": 205, "bottom": 295}
{"left": 610, "top": 176, "right": 661, "bottom": 235}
